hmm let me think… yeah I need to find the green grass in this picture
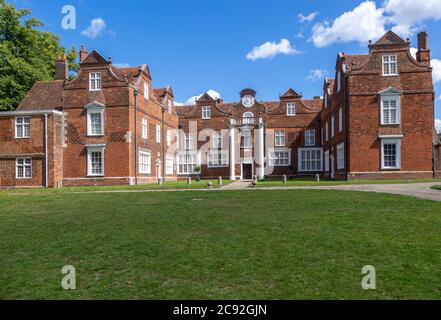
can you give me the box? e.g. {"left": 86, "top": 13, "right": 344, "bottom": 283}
{"left": 0, "top": 179, "right": 231, "bottom": 195}
{"left": 255, "top": 177, "right": 441, "bottom": 187}
{"left": 1, "top": 189, "right": 441, "bottom": 299}
{"left": 431, "top": 185, "right": 441, "bottom": 190}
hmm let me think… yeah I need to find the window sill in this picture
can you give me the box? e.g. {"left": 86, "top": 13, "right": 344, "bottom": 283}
{"left": 381, "top": 168, "right": 401, "bottom": 171}
{"left": 87, "top": 175, "right": 105, "bottom": 178}
{"left": 87, "top": 134, "right": 105, "bottom": 137}
{"left": 89, "top": 89, "right": 102, "bottom": 92}
{"left": 15, "top": 137, "right": 31, "bottom": 140}
{"left": 382, "top": 74, "right": 398, "bottom": 77}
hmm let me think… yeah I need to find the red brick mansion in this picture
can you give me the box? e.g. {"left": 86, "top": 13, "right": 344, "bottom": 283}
{"left": 0, "top": 31, "right": 440, "bottom": 188}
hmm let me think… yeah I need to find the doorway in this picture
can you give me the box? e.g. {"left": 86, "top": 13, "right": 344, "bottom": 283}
{"left": 241, "top": 163, "right": 253, "bottom": 180}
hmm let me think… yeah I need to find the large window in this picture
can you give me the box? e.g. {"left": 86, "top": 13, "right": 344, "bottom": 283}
{"left": 87, "top": 107, "right": 104, "bottom": 136}
{"left": 337, "top": 143, "right": 345, "bottom": 170}
{"left": 202, "top": 106, "right": 211, "bottom": 119}
{"left": 269, "top": 150, "right": 291, "bottom": 166}
{"left": 87, "top": 145, "right": 105, "bottom": 176}
{"left": 381, "top": 138, "right": 401, "bottom": 169}
{"left": 15, "top": 117, "right": 30, "bottom": 138}
{"left": 213, "top": 132, "right": 223, "bottom": 149}
{"left": 139, "top": 151, "right": 151, "bottom": 174}
{"left": 275, "top": 131, "right": 285, "bottom": 147}
{"left": 166, "top": 156, "right": 174, "bottom": 175}
{"left": 144, "top": 82, "right": 149, "bottom": 100}
{"left": 242, "top": 130, "right": 252, "bottom": 148}
{"left": 298, "top": 148, "right": 322, "bottom": 172}
{"left": 208, "top": 151, "right": 228, "bottom": 168}
{"left": 382, "top": 55, "right": 398, "bottom": 76}
{"left": 142, "top": 118, "right": 148, "bottom": 140}
{"left": 16, "top": 158, "right": 32, "bottom": 179}
{"left": 178, "top": 153, "right": 198, "bottom": 174}
{"left": 287, "top": 103, "right": 296, "bottom": 116}
{"left": 89, "top": 72, "right": 102, "bottom": 91}
{"left": 381, "top": 97, "right": 400, "bottom": 125}
{"left": 305, "top": 129, "right": 315, "bottom": 147}
{"left": 156, "top": 125, "right": 161, "bottom": 143}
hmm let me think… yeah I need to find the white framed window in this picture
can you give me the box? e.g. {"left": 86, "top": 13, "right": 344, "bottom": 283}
{"left": 275, "top": 131, "right": 286, "bottom": 147}
{"left": 167, "top": 130, "right": 172, "bottom": 147}
{"left": 331, "top": 116, "right": 335, "bottom": 138}
{"left": 243, "top": 112, "right": 254, "bottom": 124}
{"left": 15, "top": 116, "right": 30, "bottom": 138}
{"left": 142, "top": 118, "right": 148, "bottom": 140}
{"left": 89, "top": 72, "right": 102, "bottom": 91}
{"left": 325, "top": 123, "right": 329, "bottom": 141}
{"left": 156, "top": 125, "right": 161, "bottom": 143}
{"left": 338, "top": 108, "right": 343, "bottom": 132}
{"left": 337, "top": 71, "right": 341, "bottom": 92}
{"left": 143, "top": 82, "right": 149, "bottom": 100}
{"left": 16, "top": 158, "right": 32, "bottom": 179}
{"left": 213, "top": 132, "right": 223, "bottom": 149}
{"left": 185, "top": 134, "right": 195, "bottom": 150}
{"left": 178, "top": 152, "right": 198, "bottom": 174}
{"left": 287, "top": 103, "right": 296, "bottom": 116}
{"left": 382, "top": 55, "right": 398, "bottom": 76}
{"left": 87, "top": 107, "right": 104, "bottom": 136}
{"left": 269, "top": 150, "right": 291, "bottom": 166}
{"left": 166, "top": 156, "right": 174, "bottom": 175}
{"left": 381, "top": 97, "right": 400, "bottom": 125}
{"left": 337, "top": 142, "right": 345, "bottom": 170}
{"left": 298, "top": 148, "right": 323, "bottom": 172}
{"left": 87, "top": 145, "right": 105, "bottom": 176}
{"left": 305, "top": 129, "right": 315, "bottom": 147}
{"left": 168, "top": 100, "right": 173, "bottom": 114}
{"left": 202, "top": 106, "right": 211, "bottom": 119}
{"left": 208, "top": 151, "right": 228, "bottom": 168}
{"left": 242, "top": 129, "right": 252, "bottom": 148}
{"left": 324, "top": 150, "right": 330, "bottom": 172}
{"left": 381, "top": 138, "right": 401, "bottom": 169}
{"left": 139, "top": 151, "right": 151, "bottom": 174}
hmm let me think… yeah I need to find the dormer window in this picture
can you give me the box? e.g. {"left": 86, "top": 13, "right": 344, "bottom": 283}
{"left": 143, "top": 82, "right": 149, "bottom": 100}
{"left": 382, "top": 55, "right": 398, "bottom": 76}
{"left": 202, "top": 106, "right": 211, "bottom": 119}
{"left": 89, "top": 72, "right": 102, "bottom": 91}
{"left": 287, "top": 103, "right": 296, "bottom": 116}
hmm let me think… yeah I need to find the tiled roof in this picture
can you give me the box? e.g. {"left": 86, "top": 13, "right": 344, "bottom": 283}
{"left": 343, "top": 54, "right": 369, "bottom": 71}
{"left": 17, "top": 80, "right": 64, "bottom": 111}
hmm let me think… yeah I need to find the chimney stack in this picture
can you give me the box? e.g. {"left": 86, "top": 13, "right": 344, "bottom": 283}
{"left": 80, "top": 45, "right": 88, "bottom": 63}
{"left": 55, "top": 54, "right": 69, "bottom": 80}
{"left": 416, "top": 31, "right": 430, "bottom": 64}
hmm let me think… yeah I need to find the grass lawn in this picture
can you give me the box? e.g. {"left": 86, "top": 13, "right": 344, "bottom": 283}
{"left": 255, "top": 177, "right": 441, "bottom": 187}
{"left": 0, "top": 179, "right": 231, "bottom": 195}
{"left": 431, "top": 185, "right": 441, "bottom": 190}
{"left": 1, "top": 189, "right": 441, "bottom": 299}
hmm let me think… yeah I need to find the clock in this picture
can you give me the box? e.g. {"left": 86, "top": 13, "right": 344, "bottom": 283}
{"left": 242, "top": 95, "right": 255, "bottom": 108}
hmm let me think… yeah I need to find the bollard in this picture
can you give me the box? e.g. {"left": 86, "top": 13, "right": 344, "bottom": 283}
{"left": 207, "top": 181, "right": 213, "bottom": 189}
{"left": 282, "top": 175, "right": 287, "bottom": 183}
{"left": 252, "top": 180, "right": 257, "bottom": 187}
{"left": 158, "top": 178, "right": 163, "bottom": 185}
{"left": 187, "top": 177, "right": 192, "bottom": 185}
{"left": 315, "top": 174, "right": 320, "bottom": 182}
{"left": 218, "top": 176, "right": 223, "bottom": 187}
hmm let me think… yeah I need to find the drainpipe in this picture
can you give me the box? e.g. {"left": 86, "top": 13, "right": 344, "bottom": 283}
{"left": 161, "top": 103, "right": 166, "bottom": 183}
{"left": 134, "top": 88, "right": 139, "bottom": 185}
{"left": 345, "top": 75, "right": 350, "bottom": 181}
{"left": 44, "top": 113, "right": 49, "bottom": 188}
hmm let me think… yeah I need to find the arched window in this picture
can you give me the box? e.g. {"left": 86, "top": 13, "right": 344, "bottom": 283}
{"left": 243, "top": 112, "right": 254, "bottom": 124}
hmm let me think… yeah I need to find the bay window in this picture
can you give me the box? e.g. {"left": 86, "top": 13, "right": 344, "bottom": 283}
{"left": 178, "top": 152, "right": 198, "bottom": 174}
{"left": 269, "top": 150, "right": 291, "bottom": 166}
{"left": 298, "top": 148, "right": 322, "bottom": 172}
{"left": 208, "top": 151, "right": 228, "bottom": 168}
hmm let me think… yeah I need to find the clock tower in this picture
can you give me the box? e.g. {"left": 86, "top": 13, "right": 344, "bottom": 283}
{"left": 240, "top": 88, "right": 256, "bottom": 108}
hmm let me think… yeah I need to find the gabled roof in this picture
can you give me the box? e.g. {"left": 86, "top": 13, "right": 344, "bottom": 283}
{"left": 280, "top": 88, "right": 302, "bottom": 99}
{"left": 374, "top": 31, "right": 407, "bottom": 45}
{"left": 196, "top": 92, "right": 216, "bottom": 104}
{"left": 17, "top": 80, "right": 64, "bottom": 111}
{"left": 154, "top": 86, "right": 174, "bottom": 99}
{"left": 81, "top": 50, "right": 110, "bottom": 65}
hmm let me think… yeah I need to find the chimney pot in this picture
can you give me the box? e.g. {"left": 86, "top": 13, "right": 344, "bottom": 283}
{"left": 79, "top": 45, "right": 88, "bottom": 63}
{"left": 55, "top": 53, "right": 69, "bottom": 81}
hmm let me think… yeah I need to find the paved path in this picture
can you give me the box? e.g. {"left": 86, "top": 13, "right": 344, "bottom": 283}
{"left": 220, "top": 180, "right": 252, "bottom": 190}
{"left": 253, "top": 182, "right": 441, "bottom": 202}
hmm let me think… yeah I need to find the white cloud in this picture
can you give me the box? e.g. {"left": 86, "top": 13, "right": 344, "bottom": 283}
{"left": 246, "top": 39, "right": 299, "bottom": 61}
{"left": 435, "top": 119, "right": 441, "bottom": 133}
{"left": 306, "top": 69, "right": 329, "bottom": 81}
{"left": 113, "top": 63, "right": 130, "bottom": 68}
{"left": 298, "top": 12, "right": 319, "bottom": 23}
{"left": 179, "top": 89, "right": 222, "bottom": 106}
{"left": 410, "top": 47, "right": 418, "bottom": 59}
{"left": 311, "top": 1, "right": 386, "bottom": 48}
{"left": 431, "top": 59, "right": 441, "bottom": 83}
{"left": 81, "top": 18, "right": 106, "bottom": 39}
{"left": 385, "top": 0, "right": 441, "bottom": 37}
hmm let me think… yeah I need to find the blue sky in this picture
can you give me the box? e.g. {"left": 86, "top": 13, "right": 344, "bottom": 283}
{"left": 10, "top": 0, "right": 441, "bottom": 126}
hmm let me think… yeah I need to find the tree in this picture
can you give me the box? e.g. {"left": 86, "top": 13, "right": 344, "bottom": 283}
{"left": 0, "top": 0, "right": 78, "bottom": 111}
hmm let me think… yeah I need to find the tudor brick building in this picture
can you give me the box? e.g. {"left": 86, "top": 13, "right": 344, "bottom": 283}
{"left": 0, "top": 31, "right": 439, "bottom": 188}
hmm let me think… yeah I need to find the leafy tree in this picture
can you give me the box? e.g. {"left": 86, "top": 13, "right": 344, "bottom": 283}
{"left": 0, "top": 0, "right": 78, "bottom": 111}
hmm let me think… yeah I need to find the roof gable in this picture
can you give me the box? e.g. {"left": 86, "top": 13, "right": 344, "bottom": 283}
{"left": 280, "top": 88, "right": 302, "bottom": 99}
{"left": 81, "top": 50, "right": 110, "bottom": 65}
{"left": 374, "top": 31, "right": 407, "bottom": 45}
{"left": 196, "top": 92, "right": 216, "bottom": 104}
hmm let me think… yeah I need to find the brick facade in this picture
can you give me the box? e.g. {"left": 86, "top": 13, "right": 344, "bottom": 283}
{"left": 0, "top": 31, "right": 438, "bottom": 188}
